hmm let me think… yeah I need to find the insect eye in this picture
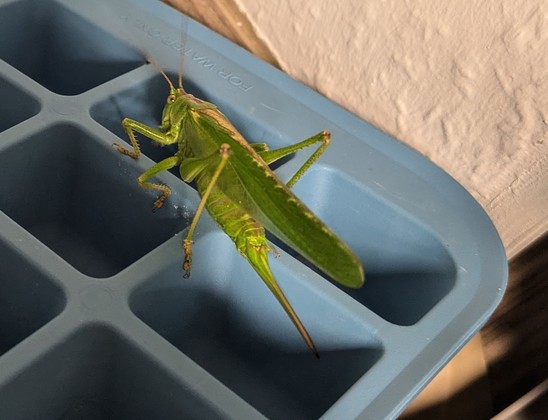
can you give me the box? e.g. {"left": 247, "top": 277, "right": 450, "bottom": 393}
{"left": 167, "top": 94, "right": 176, "bottom": 103}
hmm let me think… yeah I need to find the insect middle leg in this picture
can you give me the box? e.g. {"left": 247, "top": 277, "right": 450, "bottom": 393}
{"left": 257, "top": 130, "right": 330, "bottom": 187}
{"left": 136, "top": 156, "right": 182, "bottom": 211}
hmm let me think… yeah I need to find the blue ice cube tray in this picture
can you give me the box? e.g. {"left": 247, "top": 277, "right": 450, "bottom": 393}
{"left": 0, "top": 0, "right": 507, "bottom": 418}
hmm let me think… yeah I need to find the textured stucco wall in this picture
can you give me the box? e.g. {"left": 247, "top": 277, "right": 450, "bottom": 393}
{"left": 235, "top": 0, "right": 547, "bottom": 257}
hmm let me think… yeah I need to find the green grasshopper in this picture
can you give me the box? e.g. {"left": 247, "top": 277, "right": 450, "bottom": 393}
{"left": 113, "top": 64, "right": 364, "bottom": 357}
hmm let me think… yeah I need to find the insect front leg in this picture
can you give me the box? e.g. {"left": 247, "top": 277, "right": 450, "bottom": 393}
{"left": 180, "top": 144, "right": 231, "bottom": 278}
{"left": 257, "top": 130, "right": 330, "bottom": 187}
{"left": 113, "top": 118, "right": 178, "bottom": 159}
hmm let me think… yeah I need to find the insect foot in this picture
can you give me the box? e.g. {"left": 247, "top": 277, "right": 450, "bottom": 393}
{"left": 112, "top": 142, "right": 140, "bottom": 159}
{"left": 152, "top": 195, "right": 168, "bottom": 212}
{"left": 182, "top": 239, "right": 193, "bottom": 279}
{"left": 135, "top": 175, "right": 172, "bottom": 213}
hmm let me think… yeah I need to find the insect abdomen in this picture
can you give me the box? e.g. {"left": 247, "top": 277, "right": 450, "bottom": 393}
{"left": 196, "top": 171, "right": 266, "bottom": 255}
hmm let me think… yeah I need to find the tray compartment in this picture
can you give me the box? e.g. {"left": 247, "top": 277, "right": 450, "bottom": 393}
{"left": 91, "top": 72, "right": 180, "bottom": 171}
{"left": 0, "top": 324, "right": 222, "bottom": 420}
{"left": 289, "top": 166, "right": 457, "bottom": 325}
{"left": 0, "top": 0, "right": 142, "bottom": 95}
{"left": 130, "top": 232, "right": 384, "bottom": 419}
{"left": 0, "top": 123, "right": 190, "bottom": 278}
{"left": 0, "top": 238, "right": 65, "bottom": 356}
{"left": 0, "top": 76, "right": 41, "bottom": 133}
{"left": 91, "top": 71, "right": 295, "bottom": 176}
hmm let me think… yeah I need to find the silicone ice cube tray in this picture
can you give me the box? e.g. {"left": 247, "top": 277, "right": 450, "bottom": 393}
{"left": 0, "top": 0, "right": 508, "bottom": 418}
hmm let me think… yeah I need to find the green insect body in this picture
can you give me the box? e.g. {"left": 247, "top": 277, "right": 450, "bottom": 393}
{"left": 114, "top": 71, "right": 364, "bottom": 357}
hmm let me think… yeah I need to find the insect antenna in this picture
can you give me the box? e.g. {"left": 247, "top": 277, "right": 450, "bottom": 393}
{"left": 178, "top": 14, "right": 189, "bottom": 91}
{"left": 142, "top": 52, "right": 175, "bottom": 91}
{"left": 178, "top": 31, "right": 184, "bottom": 90}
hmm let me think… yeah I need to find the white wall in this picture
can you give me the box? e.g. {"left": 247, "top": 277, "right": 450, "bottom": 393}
{"left": 235, "top": 0, "right": 548, "bottom": 256}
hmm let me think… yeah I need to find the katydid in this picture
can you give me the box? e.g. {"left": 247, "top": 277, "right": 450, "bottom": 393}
{"left": 114, "top": 63, "right": 364, "bottom": 357}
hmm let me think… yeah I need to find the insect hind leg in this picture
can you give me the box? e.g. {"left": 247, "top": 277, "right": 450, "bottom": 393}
{"left": 257, "top": 130, "right": 330, "bottom": 188}
{"left": 182, "top": 144, "right": 231, "bottom": 278}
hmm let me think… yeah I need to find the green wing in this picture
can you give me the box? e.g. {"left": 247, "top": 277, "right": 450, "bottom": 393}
{"left": 187, "top": 107, "right": 365, "bottom": 288}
